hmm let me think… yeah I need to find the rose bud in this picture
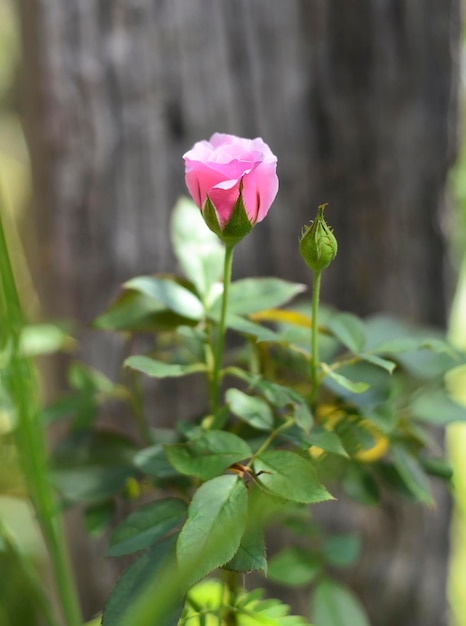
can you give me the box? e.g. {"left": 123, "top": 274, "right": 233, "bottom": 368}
{"left": 299, "top": 204, "right": 338, "bottom": 272}
{"left": 183, "top": 133, "right": 278, "bottom": 245}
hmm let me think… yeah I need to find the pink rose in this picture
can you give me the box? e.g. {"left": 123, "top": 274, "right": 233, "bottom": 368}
{"left": 183, "top": 133, "right": 279, "bottom": 229}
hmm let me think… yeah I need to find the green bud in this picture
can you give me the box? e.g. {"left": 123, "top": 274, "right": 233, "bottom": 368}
{"left": 299, "top": 204, "right": 338, "bottom": 272}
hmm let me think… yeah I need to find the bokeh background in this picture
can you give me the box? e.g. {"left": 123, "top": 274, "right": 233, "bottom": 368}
{"left": 1, "top": 1, "right": 466, "bottom": 625}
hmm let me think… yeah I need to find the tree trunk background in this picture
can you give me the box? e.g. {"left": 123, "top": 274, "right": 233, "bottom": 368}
{"left": 19, "top": 1, "right": 460, "bottom": 625}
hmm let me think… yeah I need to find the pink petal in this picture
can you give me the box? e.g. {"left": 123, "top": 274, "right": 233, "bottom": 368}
{"left": 242, "top": 160, "right": 279, "bottom": 224}
{"left": 208, "top": 179, "right": 242, "bottom": 228}
{"left": 184, "top": 160, "right": 230, "bottom": 209}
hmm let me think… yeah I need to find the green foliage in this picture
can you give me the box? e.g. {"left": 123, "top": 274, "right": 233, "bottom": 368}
{"left": 171, "top": 196, "right": 225, "bottom": 303}
{"left": 390, "top": 443, "right": 434, "bottom": 505}
{"left": 320, "top": 363, "right": 370, "bottom": 394}
{"left": 125, "top": 276, "right": 204, "bottom": 320}
{"left": 94, "top": 288, "right": 198, "bottom": 332}
{"left": 182, "top": 580, "right": 313, "bottom": 625}
{"left": 84, "top": 500, "right": 116, "bottom": 537}
{"left": 210, "top": 278, "right": 305, "bottom": 316}
{"left": 220, "top": 312, "right": 283, "bottom": 343}
{"left": 322, "top": 534, "right": 361, "bottom": 568}
{"left": 409, "top": 387, "right": 466, "bottom": 425}
{"left": 268, "top": 547, "right": 320, "bottom": 586}
{"left": 226, "top": 388, "right": 275, "bottom": 431}
{"left": 307, "top": 426, "right": 349, "bottom": 458}
{"left": 51, "top": 429, "right": 137, "bottom": 503}
{"left": 326, "top": 312, "right": 366, "bottom": 353}
{"left": 0, "top": 528, "right": 53, "bottom": 626}
{"left": 20, "top": 323, "right": 75, "bottom": 357}
{"left": 165, "top": 430, "right": 252, "bottom": 481}
{"left": 311, "top": 579, "right": 370, "bottom": 626}
{"left": 125, "top": 355, "right": 207, "bottom": 379}
{"left": 177, "top": 475, "right": 248, "bottom": 584}
{"left": 107, "top": 498, "right": 187, "bottom": 557}
{"left": 254, "top": 450, "right": 332, "bottom": 504}
{"left": 102, "top": 535, "right": 182, "bottom": 626}
{"left": 228, "top": 370, "right": 313, "bottom": 433}
{"left": 58, "top": 191, "right": 466, "bottom": 621}
{"left": 225, "top": 525, "right": 267, "bottom": 574}
{"left": 11, "top": 196, "right": 466, "bottom": 625}
{"left": 1, "top": 194, "right": 83, "bottom": 625}
{"left": 133, "top": 444, "right": 181, "bottom": 479}
{"left": 42, "top": 362, "right": 121, "bottom": 428}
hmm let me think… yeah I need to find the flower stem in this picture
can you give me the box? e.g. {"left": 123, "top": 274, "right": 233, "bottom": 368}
{"left": 210, "top": 244, "right": 234, "bottom": 425}
{"left": 310, "top": 270, "right": 322, "bottom": 406}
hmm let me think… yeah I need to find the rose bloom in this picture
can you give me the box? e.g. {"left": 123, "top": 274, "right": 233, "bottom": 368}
{"left": 183, "top": 133, "right": 278, "bottom": 228}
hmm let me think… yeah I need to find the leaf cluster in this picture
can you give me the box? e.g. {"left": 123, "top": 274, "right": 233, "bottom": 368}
{"left": 25, "top": 198, "right": 466, "bottom": 625}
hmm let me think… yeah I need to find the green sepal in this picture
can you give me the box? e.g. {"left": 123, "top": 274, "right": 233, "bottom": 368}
{"left": 202, "top": 195, "right": 223, "bottom": 238}
{"left": 220, "top": 186, "right": 253, "bottom": 244}
{"left": 202, "top": 183, "right": 253, "bottom": 246}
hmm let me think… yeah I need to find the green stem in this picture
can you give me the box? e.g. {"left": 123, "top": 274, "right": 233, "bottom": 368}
{"left": 42, "top": 521, "right": 82, "bottom": 626}
{"left": 248, "top": 339, "right": 261, "bottom": 376}
{"left": 221, "top": 570, "right": 239, "bottom": 625}
{"left": 204, "top": 334, "right": 217, "bottom": 418}
{"left": 250, "top": 419, "right": 294, "bottom": 461}
{"left": 123, "top": 335, "right": 152, "bottom": 445}
{"left": 310, "top": 270, "right": 322, "bottom": 406}
{"left": 12, "top": 370, "right": 81, "bottom": 626}
{"left": 210, "top": 244, "right": 234, "bottom": 423}
{"left": 0, "top": 207, "right": 82, "bottom": 626}
{"left": 129, "top": 370, "right": 153, "bottom": 445}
